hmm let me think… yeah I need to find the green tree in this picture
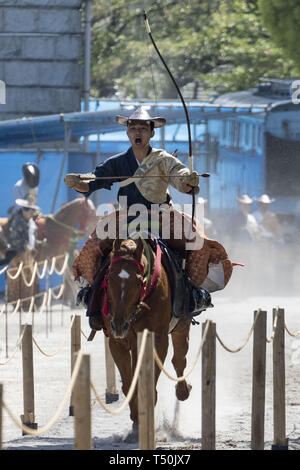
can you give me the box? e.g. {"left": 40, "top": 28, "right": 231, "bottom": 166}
{"left": 202, "top": 0, "right": 297, "bottom": 94}
{"left": 258, "top": 0, "right": 300, "bottom": 72}
{"left": 90, "top": 0, "right": 297, "bottom": 99}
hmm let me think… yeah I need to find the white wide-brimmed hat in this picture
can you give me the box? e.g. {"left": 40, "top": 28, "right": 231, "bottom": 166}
{"left": 116, "top": 106, "right": 166, "bottom": 128}
{"left": 255, "top": 194, "right": 275, "bottom": 204}
{"left": 236, "top": 194, "right": 253, "bottom": 204}
{"left": 15, "top": 198, "right": 40, "bottom": 211}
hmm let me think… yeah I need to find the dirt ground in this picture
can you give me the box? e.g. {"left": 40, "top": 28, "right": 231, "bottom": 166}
{"left": 1, "top": 281, "right": 300, "bottom": 451}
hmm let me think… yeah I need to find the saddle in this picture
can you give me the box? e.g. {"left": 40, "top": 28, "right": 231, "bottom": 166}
{"left": 155, "top": 239, "right": 212, "bottom": 324}
{"left": 79, "top": 237, "right": 212, "bottom": 338}
{"left": 151, "top": 239, "right": 190, "bottom": 319}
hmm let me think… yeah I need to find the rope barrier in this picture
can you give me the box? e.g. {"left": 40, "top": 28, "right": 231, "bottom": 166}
{"left": 216, "top": 311, "right": 261, "bottom": 353}
{"left": 3, "top": 253, "right": 69, "bottom": 281}
{"left": 50, "top": 284, "right": 66, "bottom": 300}
{"left": 153, "top": 320, "right": 211, "bottom": 382}
{"left": 80, "top": 329, "right": 89, "bottom": 341}
{"left": 20, "top": 262, "right": 38, "bottom": 287}
{"left": 2, "top": 283, "right": 66, "bottom": 313}
{"left": 0, "top": 328, "right": 25, "bottom": 366}
{"left": 36, "top": 259, "right": 48, "bottom": 279}
{"left": 6, "top": 262, "right": 23, "bottom": 280}
{"left": 2, "top": 350, "right": 83, "bottom": 436}
{"left": 47, "top": 254, "right": 69, "bottom": 276}
{"left": 32, "top": 316, "right": 75, "bottom": 357}
{"left": 285, "top": 324, "right": 300, "bottom": 337}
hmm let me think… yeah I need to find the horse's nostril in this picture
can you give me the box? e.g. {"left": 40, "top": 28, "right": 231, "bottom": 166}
{"left": 110, "top": 320, "right": 116, "bottom": 332}
{"left": 123, "top": 322, "right": 129, "bottom": 332}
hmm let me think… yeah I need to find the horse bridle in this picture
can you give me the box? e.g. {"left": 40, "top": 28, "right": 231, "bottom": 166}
{"left": 100, "top": 241, "right": 162, "bottom": 320}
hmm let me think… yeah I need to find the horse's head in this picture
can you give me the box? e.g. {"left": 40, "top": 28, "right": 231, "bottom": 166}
{"left": 54, "top": 197, "right": 98, "bottom": 238}
{"left": 106, "top": 238, "right": 146, "bottom": 339}
{"left": 78, "top": 197, "right": 98, "bottom": 235}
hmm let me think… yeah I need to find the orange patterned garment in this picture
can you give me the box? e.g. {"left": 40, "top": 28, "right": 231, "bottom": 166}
{"left": 73, "top": 209, "right": 233, "bottom": 291}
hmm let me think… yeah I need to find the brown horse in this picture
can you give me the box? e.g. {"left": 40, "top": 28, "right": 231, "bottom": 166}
{"left": 34, "top": 196, "right": 98, "bottom": 305}
{"left": 5, "top": 197, "right": 98, "bottom": 306}
{"left": 92, "top": 236, "right": 191, "bottom": 430}
{"left": 34, "top": 197, "right": 98, "bottom": 261}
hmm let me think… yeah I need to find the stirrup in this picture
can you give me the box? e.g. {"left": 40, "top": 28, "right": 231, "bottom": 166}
{"left": 188, "top": 286, "right": 213, "bottom": 318}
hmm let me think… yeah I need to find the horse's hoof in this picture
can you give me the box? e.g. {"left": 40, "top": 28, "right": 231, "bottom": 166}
{"left": 175, "top": 381, "right": 192, "bottom": 401}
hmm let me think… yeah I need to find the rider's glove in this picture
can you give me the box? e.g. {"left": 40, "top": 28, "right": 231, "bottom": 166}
{"left": 64, "top": 173, "right": 90, "bottom": 193}
{"left": 185, "top": 171, "right": 200, "bottom": 194}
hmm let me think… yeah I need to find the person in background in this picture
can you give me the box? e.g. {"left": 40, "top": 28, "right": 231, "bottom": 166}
{"left": 0, "top": 199, "right": 40, "bottom": 266}
{"left": 13, "top": 162, "right": 40, "bottom": 206}
{"left": 234, "top": 194, "right": 261, "bottom": 243}
{"left": 252, "top": 194, "right": 283, "bottom": 243}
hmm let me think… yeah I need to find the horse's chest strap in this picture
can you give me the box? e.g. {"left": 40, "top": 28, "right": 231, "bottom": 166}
{"left": 141, "top": 243, "right": 162, "bottom": 302}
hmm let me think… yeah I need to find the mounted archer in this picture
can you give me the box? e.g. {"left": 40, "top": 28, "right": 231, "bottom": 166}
{"left": 64, "top": 106, "right": 234, "bottom": 330}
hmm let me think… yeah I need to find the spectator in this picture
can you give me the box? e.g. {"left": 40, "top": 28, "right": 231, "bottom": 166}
{"left": 252, "top": 194, "right": 283, "bottom": 242}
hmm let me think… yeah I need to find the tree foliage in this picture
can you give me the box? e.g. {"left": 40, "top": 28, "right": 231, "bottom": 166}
{"left": 258, "top": 0, "right": 300, "bottom": 72}
{"left": 90, "top": 0, "right": 297, "bottom": 99}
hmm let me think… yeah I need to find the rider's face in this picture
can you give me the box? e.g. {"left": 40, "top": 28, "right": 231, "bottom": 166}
{"left": 126, "top": 121, "right": 154, "bottom": 149}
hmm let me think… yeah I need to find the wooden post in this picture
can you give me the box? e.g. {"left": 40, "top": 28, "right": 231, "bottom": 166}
{"left": 272, "top": 308, "right": 289, "bottom": 450}
{"left": 0, "top": 384, "right": 2, "bottom": 450}
{"left": 69, "top": 315, "right": 81, "bottom": 416}
{"left": 5, "top": 273, "right": 8, "bottom": 358}
{"left": 74, "top": 354, "right": 92, "bottom": 450}
{"left": 21, "top": 324, "right": 38, "bottom": 433}
{"left": 251, "top": 309, "right": 267, "bottom": 450}
{"left": 105, "top": 336, "right": 119, "bottom": 403}
{"left": 138, "top": 330, "right": 155, "bottom": 450}
{"left": 202, "top": 320, "right": 216, "bottom": 450}
{"left": 45, "top": 272, "right": 49, "bottom": 338}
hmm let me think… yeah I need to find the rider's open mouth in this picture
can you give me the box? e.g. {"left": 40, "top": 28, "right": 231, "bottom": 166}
{"left": 135, "top": 138, "right": 142, "bottom": 144}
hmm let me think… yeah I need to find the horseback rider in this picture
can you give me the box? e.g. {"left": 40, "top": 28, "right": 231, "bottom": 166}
{"left": 0, "top": 198, "right": 40, "bottom": 266}
{"left": 13, "top": 162, "right": 40, "bottom": 206}
{"left": 64, "top": 107, "right": 233, "bottom": 322}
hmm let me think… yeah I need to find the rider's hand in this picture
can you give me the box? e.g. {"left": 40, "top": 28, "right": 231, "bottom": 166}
{"left": 64, "top": 173, "right": 89, "bottom": 193}
{"left": 185, "top": 171, "right": 200, "bottom": 194}
{"left": 187, "top": 171, "right": 199, "bottom": 187}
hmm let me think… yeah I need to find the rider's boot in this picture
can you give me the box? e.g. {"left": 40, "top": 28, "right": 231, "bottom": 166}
{"left": 188, "top": 285, "right": 213, "bottom": 318}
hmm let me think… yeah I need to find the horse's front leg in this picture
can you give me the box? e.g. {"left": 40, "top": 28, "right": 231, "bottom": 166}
{"left": 108, "top": 335, "right": 139, "bottom": 427}
{"left": 108, "top": 337, "right": 132, "bottom": 398}
{"left": 171, "top": 322, "right": 192, "bottom": 401}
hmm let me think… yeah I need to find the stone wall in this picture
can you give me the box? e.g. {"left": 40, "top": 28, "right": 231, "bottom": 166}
{"left": 0, "top": 0, "right": 83, "bottom": 120}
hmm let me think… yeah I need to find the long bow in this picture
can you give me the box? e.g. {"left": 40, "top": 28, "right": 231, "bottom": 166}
{"left": 142, "top": 10, "right": 197, "bottom": 241}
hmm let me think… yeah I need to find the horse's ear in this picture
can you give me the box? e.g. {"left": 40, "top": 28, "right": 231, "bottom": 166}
{"left": 113, "top": 238, "right": 122, "bottom": 253}
{"left": 134, "top": 237, "right": 144, "bottom": 261}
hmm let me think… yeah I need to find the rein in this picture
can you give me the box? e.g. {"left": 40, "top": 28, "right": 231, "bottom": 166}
{"left": 100, "top": 240, "right": 162, "bottom": 319}
{"left": 46, "top": 214, "right": 86, "bottom": 236}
